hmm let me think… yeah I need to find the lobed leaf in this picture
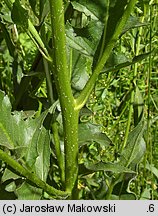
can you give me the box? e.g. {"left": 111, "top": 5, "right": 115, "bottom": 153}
{"left": 0, "top": 91, "right": 52, "bottom": 199}
{"left": 66, "top": 20, "right": 103, "bottom": 57}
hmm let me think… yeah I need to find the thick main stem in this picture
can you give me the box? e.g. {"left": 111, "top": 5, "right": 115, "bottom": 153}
{"left": 49, "top": 0, "right": 79, "bottom": 197}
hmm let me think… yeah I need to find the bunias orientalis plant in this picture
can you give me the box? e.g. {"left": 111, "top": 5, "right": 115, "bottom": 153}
{"left": 0, "top": 0, "right": 148, "bottom": 199}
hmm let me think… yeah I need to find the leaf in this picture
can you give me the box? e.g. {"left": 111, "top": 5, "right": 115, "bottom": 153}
{"left": 66, "top": 20, "right": 103, "bottom": 57}
{"left": 2, "top": 168, "right": 20, "bottom": 182}
{"left": 71, "top": 50, "right": 89, "bottom": 90}
{"left": 121, "top": 15, "right": 148, "bottom": 35}
{"left": 133, "top": 52, "right": 151, "bottom": 62}
{"left": 130, "top": 137, "right": 146, "bottom": 167}
{"left": 11, "top": 0, "right": 29, "bottom": 29}
{"left": 85, "top": 161, "right": 135, "bottom": 174}
{"left": 0, "top": 91, "right": 26, "bottom": 149}
{"left": 110, "top": 193, "right": 136, "bottom": 200}
{"left": 39, "top": 0, "right": 50, "bottom": 24}
{"left": 119, "top": 194, "right": 136, "bottom": 200}
{"left": 15, "top": 182, "right": 42, "bottom": 200}
{"left": 145, "top": 163, "right": 158, "bottom": 179}
{"left": 119, "top": 120, "right": 146, "bottom": 168}
{"left": 24, "top": 110, "right": 51, "bottom": 177}
{"left": 65, "top": 23, "right": 92, "bottom": 56}
{"left": 79, "top": 107, "right": 93, "bottom": 123}
{"left": 101, "top": 52, "right": 151, "bottom": 74}
{"left": 93, "top": 1, "right": 142, "bottom": 65}
{"left": 71, "top": 0, "right": 108, "bottom": 21}
{"left": 34, "top": 127, "right": 50, "bottom": 181}
{"left": 105, "top": 51, "right": 130, "bottom": 69}
{"left": 0, "top": 3, "right": 13, "bottom": 23}
{"left": 105, "top": 0, "right": 128, "bottom": 44}
{"left": 140, "top": 188, "right": 151, "bottom": 200}
{"left": 78, "top": 122, "right": 112, "bottom": 147}
{"left": 5, "top": 181, "right": 17, "bottom": 192}
{"left": 117, "top": 88, "right": 134, "bottom": 116}
{"left": 0, "top": 91, "right": 52, "bottom": 199}
{"left": 71, "top": 2, "right": 98, "bottom": 21}
{"left": 28, "top": 0, "right": 37, "bottom": 16}
{"left": 0, "top": 20, "right": 15, "bottom": 57}
{"left": 0, "top": 90, "right": 50, "bottom": 170}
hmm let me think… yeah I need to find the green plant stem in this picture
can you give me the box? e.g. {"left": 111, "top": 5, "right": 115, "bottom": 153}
{"left": 0, "top": 149, "right": 69, "bottom": 198}
{"left": 105, "top": 180, "right": 115, "bottom": 199}
{"left": 75, "top": 0, "right": 138, "bottom": 110}
{"left": 49, "top": 0, "right": 79, "bottom": 197}
{"left": 98, "top": 0, "right": 109, "bottom": 61}
{"left": 146, "top": 3, "right": 153, "bottom": 198}
{"left": 43, "top": 58, "right": 54, "bottom": 105}
{"left": 121, "top": 86, "right": 134, "bottom": 151}
{"left": 27, "top": 21, "right": 52, "bottom": 62}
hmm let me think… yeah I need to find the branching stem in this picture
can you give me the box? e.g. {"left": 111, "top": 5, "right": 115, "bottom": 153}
{"left": 75, "top": 0, "right": 138, "bottom": 110}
